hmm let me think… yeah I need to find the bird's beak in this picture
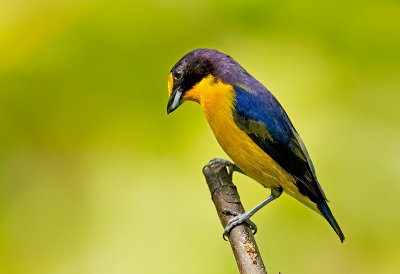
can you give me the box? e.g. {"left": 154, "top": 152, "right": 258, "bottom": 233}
{"left": 167, "top": 87, "right": 183, "bottom": 114}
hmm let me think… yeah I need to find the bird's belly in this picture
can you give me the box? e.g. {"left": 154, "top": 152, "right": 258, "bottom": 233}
{"left": 214, "top": 120, "right": 291, "bottom": 188}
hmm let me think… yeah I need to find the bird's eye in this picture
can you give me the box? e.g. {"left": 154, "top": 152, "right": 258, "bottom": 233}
{"left": 173, "top": 70, "right": 183, "bottom": 81}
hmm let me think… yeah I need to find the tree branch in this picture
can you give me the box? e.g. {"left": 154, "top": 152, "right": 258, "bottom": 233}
{"left": 203, "top": 159, "right": 267, "bottom": 274}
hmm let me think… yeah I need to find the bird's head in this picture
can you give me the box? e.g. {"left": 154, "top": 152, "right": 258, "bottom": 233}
{"left": 167, "top": 48, "right": 238, "bottom": 114}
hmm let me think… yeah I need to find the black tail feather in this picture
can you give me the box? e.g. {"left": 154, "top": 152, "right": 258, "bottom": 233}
{"left": 317, "top": 202, "right": 345, "bottom": 242}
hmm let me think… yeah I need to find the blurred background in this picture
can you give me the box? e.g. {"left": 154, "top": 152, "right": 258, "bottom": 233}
{"left": 1, "top": 0, "right": 399, "bottom": 273}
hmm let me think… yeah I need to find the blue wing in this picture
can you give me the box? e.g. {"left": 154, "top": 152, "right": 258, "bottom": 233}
{"left": 232, "top": 84, "right": 327, "bottom": 203}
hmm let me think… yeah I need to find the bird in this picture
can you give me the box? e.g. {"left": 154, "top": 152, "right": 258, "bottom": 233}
{"left": 166, "top": 48, "right": 344, "bottom": 242}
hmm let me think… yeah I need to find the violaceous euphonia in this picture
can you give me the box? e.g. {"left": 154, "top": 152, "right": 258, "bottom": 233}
{"left": 166, "top": 48, "right": 344, "bottom": 242}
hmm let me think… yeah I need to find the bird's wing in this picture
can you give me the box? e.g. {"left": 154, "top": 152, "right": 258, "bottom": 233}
{"left": 232, "top": 84, "right": 327, "bottom": 203}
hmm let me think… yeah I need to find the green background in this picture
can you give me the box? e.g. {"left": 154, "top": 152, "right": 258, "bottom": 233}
{"left": 1, "top": 0, "right": 399, "bottom": 273}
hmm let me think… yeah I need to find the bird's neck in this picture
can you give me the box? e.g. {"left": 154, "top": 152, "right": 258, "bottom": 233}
{"left": 183, "top": 75, "right": 235, "bottom": 114}
{"left": 183, "top": 75, "right": 237, "bottom": 150}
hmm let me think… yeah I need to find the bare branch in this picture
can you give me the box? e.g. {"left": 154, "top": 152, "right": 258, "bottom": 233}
{"left": 203, "top": 160, "right": 267, "bottom": 274}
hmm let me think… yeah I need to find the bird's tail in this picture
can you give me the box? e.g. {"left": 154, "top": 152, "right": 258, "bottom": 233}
{"left": 317, "top": 202, "right": 345, "bottom": 243}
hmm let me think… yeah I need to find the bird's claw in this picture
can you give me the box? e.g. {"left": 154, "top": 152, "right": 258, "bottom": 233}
{"left": 209, "top": 158, "right": 245, "bottom": 176}
{"left": 222, "top": 209, "right": 257, "bottom": 241}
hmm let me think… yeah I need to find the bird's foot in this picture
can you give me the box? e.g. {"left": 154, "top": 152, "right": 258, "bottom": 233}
{"left": 222, "top": 209, "right": 257, "bottom": 240}
{"left": 209, "top": 158, "right": 245, "bottom": 176}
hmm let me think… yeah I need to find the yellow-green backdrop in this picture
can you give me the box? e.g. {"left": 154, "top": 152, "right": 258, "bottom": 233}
{"left": 1, "top": 0, "right": 399, "bottom": 273}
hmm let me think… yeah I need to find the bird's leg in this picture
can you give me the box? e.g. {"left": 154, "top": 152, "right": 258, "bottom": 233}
{"left": 209, "top": 158, "right": 245, "bottom": 176}
{"left": 222, "top": 186, "right": 283, "bottom": 240}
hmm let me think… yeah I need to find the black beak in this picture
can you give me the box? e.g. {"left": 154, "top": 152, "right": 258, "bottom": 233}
{"left": 167, "top": 87, "right": 183, "bottom": 114}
